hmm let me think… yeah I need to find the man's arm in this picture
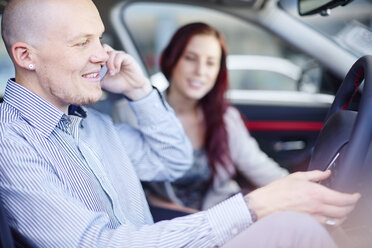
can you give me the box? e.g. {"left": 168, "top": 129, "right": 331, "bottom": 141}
{"left": 0, "top": 135, "right": 252, "bottom": 247}
{"left": 99, "top": 45, "right": 193, "bottom": 181}
{"left": 113, "top": 89, "right": 193, "bottom": 181}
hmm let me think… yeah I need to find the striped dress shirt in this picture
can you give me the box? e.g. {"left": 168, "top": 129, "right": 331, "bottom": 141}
{"left": 0, "top": 79, "right": 252, "bottom": 247}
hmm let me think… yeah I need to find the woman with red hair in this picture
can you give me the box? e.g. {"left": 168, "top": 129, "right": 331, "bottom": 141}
{"left": 142, "top": 22, "right": 289, "bottom": 211}
{"left": 112, "top": 22, "right": 286, "bottom": 213}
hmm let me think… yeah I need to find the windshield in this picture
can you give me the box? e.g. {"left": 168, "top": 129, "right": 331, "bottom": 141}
{"left": 281, "top": 0, "right": 372, "bottom": 57}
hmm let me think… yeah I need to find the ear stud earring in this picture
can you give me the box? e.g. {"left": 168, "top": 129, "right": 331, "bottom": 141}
{"left": 28, "top": 64, "right": 34, "bottom": 70}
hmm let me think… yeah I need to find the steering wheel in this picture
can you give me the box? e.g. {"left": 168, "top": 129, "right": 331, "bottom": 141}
{"left": 308, "top": 55, "right": 372, "bottom": 191}
{"left": 308, "top": 55, "right": 372, "bottom": 246}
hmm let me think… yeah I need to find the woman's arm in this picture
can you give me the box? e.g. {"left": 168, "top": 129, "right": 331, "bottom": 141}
{"left": 225, "top": 107, "right": 289, "bottom": 187}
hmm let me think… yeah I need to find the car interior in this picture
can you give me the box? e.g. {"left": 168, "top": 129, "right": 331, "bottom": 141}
{"left": 0, "top": 0, "right": 371, "bottom": 247}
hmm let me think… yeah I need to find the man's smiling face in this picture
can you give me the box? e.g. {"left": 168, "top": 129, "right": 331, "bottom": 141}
{"left": 32, "top": 0, "right": 109, "bottom": 110}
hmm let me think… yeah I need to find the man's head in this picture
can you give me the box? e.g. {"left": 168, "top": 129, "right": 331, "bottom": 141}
{"left": 1, "top": 0, "right": 109, "bottom": 112}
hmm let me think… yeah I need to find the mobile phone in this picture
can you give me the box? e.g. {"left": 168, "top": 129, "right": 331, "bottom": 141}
{"left": 100, "top": 64, "right": 108, "bottom": 80}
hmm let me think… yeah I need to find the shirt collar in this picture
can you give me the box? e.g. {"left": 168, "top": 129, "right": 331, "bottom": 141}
{"left": 3, "top": 79, "right": 87, "bottom": 137}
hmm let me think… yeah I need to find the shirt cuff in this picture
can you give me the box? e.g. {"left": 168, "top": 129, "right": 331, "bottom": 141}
{"left": 206, "top": 193, "right": 253, "bottom": 246}
{"left": 127, "top": 88, "right": 173, "bottom": 124}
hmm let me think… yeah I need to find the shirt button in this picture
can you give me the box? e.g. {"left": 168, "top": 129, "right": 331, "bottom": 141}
{"left": 231, "top": 227, "right": 238, "bottom": 235}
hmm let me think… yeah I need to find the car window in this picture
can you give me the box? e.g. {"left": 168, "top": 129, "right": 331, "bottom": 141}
{"left": 122, "top": 2, "right": 331, "bottom": 94}
{"left": 0, "top": 15, "right": 14, "bottom": 98}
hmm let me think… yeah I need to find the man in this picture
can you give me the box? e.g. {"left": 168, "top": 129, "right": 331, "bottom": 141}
{"left": 0, "top": 0, "right": 359, "bottom": 247}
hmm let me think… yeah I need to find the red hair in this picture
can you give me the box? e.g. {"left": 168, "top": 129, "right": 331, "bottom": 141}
{"left": 160, "top": 22, "right": 234, "bottom": 175}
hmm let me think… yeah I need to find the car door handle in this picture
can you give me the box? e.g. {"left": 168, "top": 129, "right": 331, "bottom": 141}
{"left": 273, "top": 140, "right": 306, "bottom": 151}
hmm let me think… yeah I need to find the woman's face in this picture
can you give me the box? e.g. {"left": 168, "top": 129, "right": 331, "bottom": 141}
{"left": 169, "top": 34, "right": 222, "bottom": 101}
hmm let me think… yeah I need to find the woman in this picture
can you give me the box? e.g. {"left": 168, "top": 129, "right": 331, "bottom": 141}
{"left": 116, "top": 22, "right": 289, "bottom": 211}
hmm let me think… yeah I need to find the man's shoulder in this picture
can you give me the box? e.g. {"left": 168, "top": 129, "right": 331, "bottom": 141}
{"left": 0, "top": 102, "right": 35, "bottom": 142}
{"left": 0, "top": 102, "right": 21, "bottom": 129}
{"left": 0, "top": 121, "right": 33, "bottom": 154}
{"left": 0, "top": 101, "right": 18, "bottom": 121}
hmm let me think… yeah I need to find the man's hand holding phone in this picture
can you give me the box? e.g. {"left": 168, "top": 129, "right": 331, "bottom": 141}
{"left": 100, "top": 44, "right": 153, "bottom": 100}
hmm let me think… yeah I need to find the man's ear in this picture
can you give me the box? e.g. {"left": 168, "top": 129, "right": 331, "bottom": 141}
{"left": 11, "top": 42, "right": 36, "bottom": 70}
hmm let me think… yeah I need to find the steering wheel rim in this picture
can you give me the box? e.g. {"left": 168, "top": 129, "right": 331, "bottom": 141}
{"left": 308, "top": 55, "right": 372, "bottom": 193}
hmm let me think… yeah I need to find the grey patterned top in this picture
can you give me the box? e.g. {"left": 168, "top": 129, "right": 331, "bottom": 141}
{"left": 144, "top": 148, "right": 212, "bottom": 210}
{"left": 172, "top": 148, "right": 212, "bottom": 209}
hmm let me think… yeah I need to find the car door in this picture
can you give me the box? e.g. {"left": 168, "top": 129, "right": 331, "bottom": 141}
{"left": 100, "top": 0, "right": 344, "bottom": 172}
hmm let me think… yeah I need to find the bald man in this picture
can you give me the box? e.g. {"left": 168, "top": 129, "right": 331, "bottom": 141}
{"left": 0, "top": 0, "right": 359, "bottom": 247}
